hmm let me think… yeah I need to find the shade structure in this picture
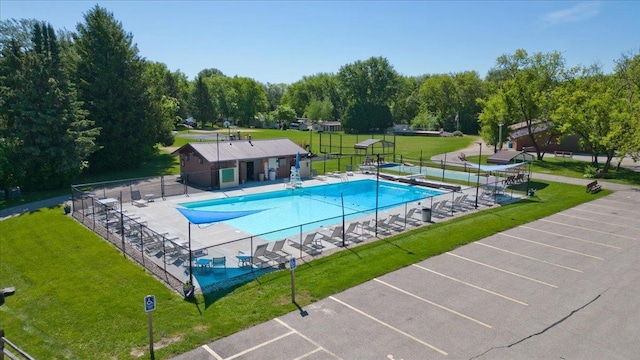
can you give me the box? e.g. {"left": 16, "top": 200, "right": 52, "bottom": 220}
{"left": 463, "top": 161, "right": 527, "bottom": 172}
{"left": 176, "top": 208, "right": 264, "bottom": 225}
{"left": 177, "top": 207, "right": 266, "bottom": 286}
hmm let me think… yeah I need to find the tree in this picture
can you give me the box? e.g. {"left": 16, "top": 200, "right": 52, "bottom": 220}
{"left": 265, "top": 82, "right": 287, "bottom": 112}
{"left": 0, "top": 18, "right": 37, "bottom": 51}
{"left": 337, "top": 56, "right": 399, "bottom": 106}
{"left": 453, "top": 71, "right": 484, "bottom": 134}
{"left": 479, "top": 49, "right": 565, "bottom": 159}
{"left": 74, "top": 5, "right": 159, "bottom": 172}
{"left": 0, "top": 21, "right": 98, "bottom": 190}
{"left": 418, "top": 74, "right": 457, "bottom": 131}
{"left": 281, "top": 73, "right": 344, "bottom": 120}
{"left": 411, "top": 111, "right": 440, "bottom": 131}
{"left": 611, "top": 51, "right": 640, "bottom": 169}
{"left": 197, "top": 68, "right": 225, "bottom": 78}
{"left": 271, "top": 105, "right": 296, "bottom": 128}
{"left": 391, "top": 76, "right": 421, "bottom": 125}
{"left": 342, "top": 102, "right": 392, "bottom": 134}
{"left": 190, "top": 76, "right": 215, "bottom": 128}
{"left": 229, "top": 76, "right": 268, "bottom": 127}
{"left": 552, "top": 66, "right": 627, "bottom": 175}
{"left": 304, "top": 98, "right": 334, "bottom": 120}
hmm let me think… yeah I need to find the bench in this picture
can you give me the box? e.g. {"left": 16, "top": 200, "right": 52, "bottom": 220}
{"left": 586, "top": 180, "right": 602, "bottom": 193}
{"left": 554, "top": 151, "right": 573, "bottom": 158}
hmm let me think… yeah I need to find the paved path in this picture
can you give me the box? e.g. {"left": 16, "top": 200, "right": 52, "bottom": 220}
{"left": 0, "top": 195, "right": 69, "bottom": 221}
{"left": 430, "top": 141, "right": 639, "bottom": 192}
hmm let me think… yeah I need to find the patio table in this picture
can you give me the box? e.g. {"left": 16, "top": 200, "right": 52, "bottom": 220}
{"left": 236, "top": 254, "right": 252, "bottom": 267}
{"left": 195, "top": 258, "right": 212, "bottom": 271}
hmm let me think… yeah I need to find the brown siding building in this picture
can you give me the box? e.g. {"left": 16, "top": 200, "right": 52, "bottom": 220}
{"left": 173, "top": 138, "right": 309, "bottom": 190}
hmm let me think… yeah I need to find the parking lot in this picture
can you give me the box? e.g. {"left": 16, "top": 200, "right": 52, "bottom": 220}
{"left": 171, "top": 189, "right": 640, "bottom": 359}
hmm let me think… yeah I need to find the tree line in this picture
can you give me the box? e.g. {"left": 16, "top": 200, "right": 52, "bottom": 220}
{"left": 1, "top": 5, "right": 638, "bottom": 192}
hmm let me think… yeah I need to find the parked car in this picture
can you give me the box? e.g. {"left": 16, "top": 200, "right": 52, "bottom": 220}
{"left": 183, "top": 117, "right": 197, "bottom": 127}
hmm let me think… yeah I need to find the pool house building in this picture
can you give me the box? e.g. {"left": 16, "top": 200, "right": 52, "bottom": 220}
{"left": 173, "top": 138, "right": 310, "bottom": 190}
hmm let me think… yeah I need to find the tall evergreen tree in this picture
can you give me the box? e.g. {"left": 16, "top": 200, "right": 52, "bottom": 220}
{"left": 74, "top": 5, "right": 158, "bottom": 172}
{"left": 190, "top": 76, "right": 215, "bottom": 128}
{"left": 0, "top": 21, "right": 98, "bottom": 190}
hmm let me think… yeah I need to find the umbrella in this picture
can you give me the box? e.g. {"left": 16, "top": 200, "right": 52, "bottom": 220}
{"left": 295, "top": 152, "right": 300, "bottom": 169}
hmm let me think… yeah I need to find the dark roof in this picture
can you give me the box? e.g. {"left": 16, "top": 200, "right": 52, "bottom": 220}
{"left": 487, "top": 150, "right": 535, "bottom": 165}
{"left": 173, "top": 139, "right": 307, "bottom": 162}
{"left": 509, "top": 120, "right": 553, "bottom": 139}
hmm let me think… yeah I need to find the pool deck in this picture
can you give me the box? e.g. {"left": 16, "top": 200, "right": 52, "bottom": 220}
{"left": 119, "top": 171, "right": 518, "bottom": 289}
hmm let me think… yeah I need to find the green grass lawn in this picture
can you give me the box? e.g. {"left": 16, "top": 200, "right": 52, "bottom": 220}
{"left": 0, "top": 180, "right": 609, "bottom": 359}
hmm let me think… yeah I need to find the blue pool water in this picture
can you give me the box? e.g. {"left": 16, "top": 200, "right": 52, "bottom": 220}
{"left": 180, "top": 179, "right": 442, "bottom": 241}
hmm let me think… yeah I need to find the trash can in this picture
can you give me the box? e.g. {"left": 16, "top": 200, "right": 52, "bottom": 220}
{"left": 422, "top": 207, "right": 431, "bottom": 222}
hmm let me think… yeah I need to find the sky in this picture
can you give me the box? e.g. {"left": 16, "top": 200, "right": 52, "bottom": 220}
{"left": 1, "top": 1, "right": 638, "bottom": 84}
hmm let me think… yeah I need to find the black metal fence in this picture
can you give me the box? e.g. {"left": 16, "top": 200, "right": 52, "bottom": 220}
{"left": 69, "top": 165, "right": 519, "bottom": 295}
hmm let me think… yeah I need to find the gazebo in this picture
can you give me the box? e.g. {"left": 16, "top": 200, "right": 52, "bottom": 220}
{"left": 354, "top": 138, "right": 395, "bottom": 164}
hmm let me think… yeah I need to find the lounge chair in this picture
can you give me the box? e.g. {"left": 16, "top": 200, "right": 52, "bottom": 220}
{"left": 396, "top": 208, "right": 421, "bottom": 227}
{"left": 344, "top": 222, "right": 365, "bottom": 243}
{"left": 362, "top": 219, "right": 393, "bottom": 236}
{"left": 288, "top": 233, "right": 322, "bottom": 255}
{"left": 317, "top": 226, "right": 348, "bottom": 246}
{"left": 264, "top": 239, "right": 291, "bottom": 265}
{"left": 130, "top": 190, "right": 148, "bottom": 207}
{"left": 237, "top": 243, "right": 272, "bottom": 268}
{"left": 380, "top": 214, "right": 403, "bottom": 232}
{"left": 452, "top": 194, "right": 473, "bottom": 211}
{"left": 429, "top": 201, "right": 449, "bottom": 217}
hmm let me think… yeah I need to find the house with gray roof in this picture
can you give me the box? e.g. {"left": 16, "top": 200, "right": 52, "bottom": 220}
{"left": 172, "top": 138, "right": 309, "bottom": 189}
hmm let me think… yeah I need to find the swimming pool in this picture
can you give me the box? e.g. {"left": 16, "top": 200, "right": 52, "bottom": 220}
{"left": 180, "top": 179, "right": 443, "bottom": 241}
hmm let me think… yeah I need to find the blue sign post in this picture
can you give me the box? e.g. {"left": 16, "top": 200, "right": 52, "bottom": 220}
{"left": 144, "top": 295, "right": 156, "bottom": 359}
{"left": 144, "top": 295, "right": 156, "bottom": 312}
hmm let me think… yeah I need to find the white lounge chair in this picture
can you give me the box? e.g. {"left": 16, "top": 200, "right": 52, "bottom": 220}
{"left": 130, "top": 190, "right": 148, "bottom": 207}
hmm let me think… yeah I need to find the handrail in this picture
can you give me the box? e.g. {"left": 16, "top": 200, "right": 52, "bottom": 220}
{"left": 1, "top": 329, "right": 35, "bottom": 360}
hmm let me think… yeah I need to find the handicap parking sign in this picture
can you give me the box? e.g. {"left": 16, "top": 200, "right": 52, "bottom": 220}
{"left": 289, "top": 257, "right": 296, "bottom": 270}
{"left": 144, "top": 295, "right": 156, "bottom": 312}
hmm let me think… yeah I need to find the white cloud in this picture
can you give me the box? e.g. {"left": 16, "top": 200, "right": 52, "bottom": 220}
{"left": 542, "top": 2, "right": 601, "bottom": 25}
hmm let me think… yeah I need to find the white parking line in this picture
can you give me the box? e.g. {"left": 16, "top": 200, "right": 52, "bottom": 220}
{"left": 274, "top": 318, "right": 342, "bottom": 360}
{"left": 569, "top": 208, "right": 639, "bottom": 222}
{"left": 446, "top": 252, "right": 558, "bottom": 288}
{"left": 520, "top": 225, "right": 621, "bottom": 249}
{"left": 474, "top": 242, "right": 584, "bottom": 272}
{"left": 597, "top": 197, "right": 639, "bottom": 205}
{"left": 202, "top": 345, "right": 223, "bottom": 360}
{"left": 581, "top": 202, "right": 626, "bottom": 211}
{"left": 373, "top": 278, "right": 492, "bottom": 328}
{"left": 329, "top": 296, "right": 448, "bottom": 356}
{"left": 223, "top": 328, "right": 297, "bottom": 360}
{"left": 293, "top": 348, "right": 324, "bottom": 360}
{"left": 412, "top": 264, "right": 528, "bottom": 306}
{"left": 556, "top": 213, "right": 640, "bottom": 231}
{"left": 540, "top": 219, "right": 638, "bottom": 240}
{"left": 498, "top": 233, "right": 604, "bottom": 260}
